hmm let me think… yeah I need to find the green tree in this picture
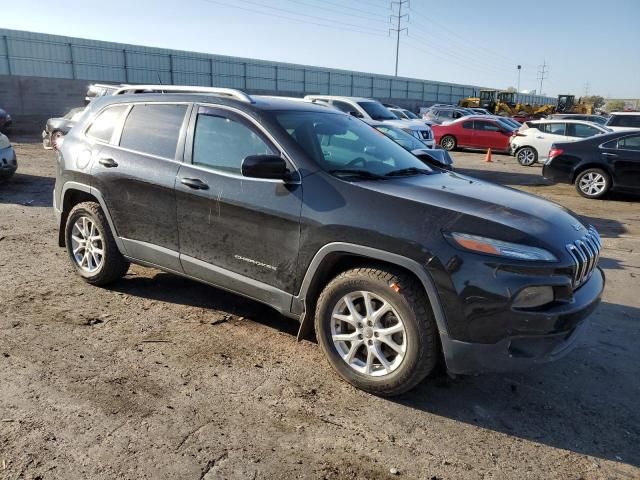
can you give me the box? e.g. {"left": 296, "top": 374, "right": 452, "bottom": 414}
{"left": 606, "top": 100, "right": 626, "bottom": 112}
{"left": 582, "top": 95, "right": 605, "bottom": 109}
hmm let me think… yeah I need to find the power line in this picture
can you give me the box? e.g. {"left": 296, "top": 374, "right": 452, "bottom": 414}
{"left": 288, "top": 0, "right": 390, "bottom": 25}
{"left": 390, "top": 0, "right": 409, "bottom": 76}
{"left": 199, "top": 0, "right": 389, "bottom": 37}
{"left": 537, "top": 60, "right": 549, "bottom": 95}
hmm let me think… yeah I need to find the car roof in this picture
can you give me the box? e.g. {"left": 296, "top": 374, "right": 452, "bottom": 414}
{"left": 609, "top": 111, "right": 640, "bottom": 115}
{"left": 304, "top": 95, "right": 377, "bottom": 103}
{"left": 89, "top": 92, "right": 339, "bottom": 114}
{"left": 530, "top": 119, "right": 605, "bottom": 125}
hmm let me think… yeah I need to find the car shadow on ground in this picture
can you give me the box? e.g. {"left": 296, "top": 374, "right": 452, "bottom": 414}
{"left": 108, "top": 271, "right": 300, "bottom": 336}
{"left": 455, "top": 167, "right": 554, "bottom": 187}
{"left": 394, "top": 301, "right": 640, "bottom": 469}
{"left": 579, "top": 214, "right": 629, "bottom": 238}
{"left": 107, "top": 270, "right": 639, "bottom": 468}
{"left": 0, "top": 173, "right": 54, "bottom": 207}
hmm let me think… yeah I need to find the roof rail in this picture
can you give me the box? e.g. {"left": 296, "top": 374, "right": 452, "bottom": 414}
{"left": 112, "top": 85, "right": 254, "bottom": 103}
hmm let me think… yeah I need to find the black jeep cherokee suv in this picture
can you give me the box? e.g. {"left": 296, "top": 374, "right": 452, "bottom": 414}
{"left": 53, "top": 87, "right": 604, "bottom": 396}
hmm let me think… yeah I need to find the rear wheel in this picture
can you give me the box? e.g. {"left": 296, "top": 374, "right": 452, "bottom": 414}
{"left": 440, "top": 135, "right": 456, "bottom": 151}
{"left": 315, "top": 266, "right": 438, "bottom": 396}
{"left": 575, "top": 168, "right": 610, "bottom": 199}
{"left": 516, "top": 147, "right": 538, "bottom": 166}
{"left": 65, "top": 201, "right": 130, "bottom": 285}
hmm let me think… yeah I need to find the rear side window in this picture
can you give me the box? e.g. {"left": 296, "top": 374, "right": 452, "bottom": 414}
{"left": 119, "top": 104, "right": 188, "bottom": 158}
{"left": 332, "top": 100, "right": 354, "bottom": 114}
{"left": 192, "top": 111, "right": 276, "bottom": 174}
{"left": 618, "top": 135, "right": 640, "bottom": 150}
{"left": 462, "top": 121, "right": 473, "bottom": 129}
{"left": 86, "top": 105, "right": 128, "bottom": 143}
{"left": 542, "top": 123, "right": 566, "bottom": 135}
{"left": 608, "top": 115, "right": 640, "bottom": 128}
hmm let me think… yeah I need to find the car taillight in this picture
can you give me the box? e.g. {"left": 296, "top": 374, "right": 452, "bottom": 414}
{"left": 548, "top": 146, "right": 564, "bottom": 160}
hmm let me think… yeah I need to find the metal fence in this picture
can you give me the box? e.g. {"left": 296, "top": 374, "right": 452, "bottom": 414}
{"left": 0, "top": 28, "right": 556, "bottom": 106}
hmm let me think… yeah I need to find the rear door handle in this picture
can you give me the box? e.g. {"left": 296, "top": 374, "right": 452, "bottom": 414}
{"left": 536, "top": 136, "right": 545, "bottom": 139}
{"left": 180, "top": 177, "right": 209, "bottom": 190}
{"left": 98, "top": 157, "right": 118, "bottom": 168}
{"left": 602, "top": 152, "right": 618, "bottom": 158}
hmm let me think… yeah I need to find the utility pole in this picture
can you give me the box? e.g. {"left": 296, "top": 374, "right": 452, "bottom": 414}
{"left": 537, "top": 60, "right": 549, "bottom": 95}
{"left": 516, "top": 65, "right": 521, "bottom": 92}
{"left": 390, "top": 0, "right": 409, "bottom": 77}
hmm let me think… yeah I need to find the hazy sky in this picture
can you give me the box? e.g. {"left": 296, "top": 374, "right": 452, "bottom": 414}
{"left": 2, "top": 0, "right": 639, "bottom": 97}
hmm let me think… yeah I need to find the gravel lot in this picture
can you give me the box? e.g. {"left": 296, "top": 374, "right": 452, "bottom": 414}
{"left": 1, "top": 136, "right": 639, "bottom": 480}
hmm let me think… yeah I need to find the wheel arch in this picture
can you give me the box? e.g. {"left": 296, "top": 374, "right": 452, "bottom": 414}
{"left": 570, "top": 162, "right": 613, "bottom": 184}
{"left": 58, "top": 182, "right": 126, "bottom": 255}
{"left": 294, "top": 243, "right": 450, "bottom": 350}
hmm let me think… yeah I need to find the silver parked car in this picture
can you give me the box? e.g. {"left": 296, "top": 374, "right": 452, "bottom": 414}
{"left": 0, "top": 133, "right": 18, "bottom": 180}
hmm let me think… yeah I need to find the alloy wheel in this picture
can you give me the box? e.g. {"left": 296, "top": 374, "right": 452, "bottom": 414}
{"left": 71, "top": 216, "right": 105, "bottom": 273}
{"left": 517, "top": 148, "right": 536, "bottom": 166}
{"left": 579, "top": 172, "right": 607, "bottom": 196}
{"left": 330, "top": 291, "right": 406, "bottom": 377}
{"left": 441, "top": 137, "right": 455, "bottom": 150}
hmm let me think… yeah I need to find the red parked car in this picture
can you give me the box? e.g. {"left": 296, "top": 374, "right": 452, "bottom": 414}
{"left": 432, "top": 116, "right": 514, "bottom": 152}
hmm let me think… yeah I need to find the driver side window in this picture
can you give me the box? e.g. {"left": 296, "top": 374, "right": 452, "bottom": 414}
{"left": 192, "top": 111, "right": 276, "bottom": 174}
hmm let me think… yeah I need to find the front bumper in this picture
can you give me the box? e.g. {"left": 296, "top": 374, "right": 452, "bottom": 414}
{"left": 0, "top": 146, "right": 17, "bottom": 178}
{"left": 441, "top": 267, "right": 604, "bottom": 375}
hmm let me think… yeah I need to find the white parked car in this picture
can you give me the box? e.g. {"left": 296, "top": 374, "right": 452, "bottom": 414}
{"left": 304, "top": 95, "right": 434, "bottom": 147}
{"left": 510, "top": 120, "right": 611, "bottom": 166}
{"left": 605, "top": 112, "right": 640, "bottom": 131}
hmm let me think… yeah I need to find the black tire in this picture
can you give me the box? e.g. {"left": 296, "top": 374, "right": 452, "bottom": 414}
{"left": 315, "top": 266, "right": 438, "bottom": 396}
{"left": 516, "top": 146, "right": 538, "bottom": 166}
{"left": 574, "top": 168, "right": 611, "bottom": 199}
{"left": 65, "top": 201, "right": 129, "bottom": 285}
{"left": 440, "top": 135, "right": 456, "bottom": 151}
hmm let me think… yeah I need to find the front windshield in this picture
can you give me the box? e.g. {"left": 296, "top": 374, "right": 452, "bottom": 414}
{"left": 374, "top": 125, "right": 425, "bottom": 151}
{"left": 357, "top": 101, "right": 397, "bottom": 121}
{"left": 402, "top": 110, "right": 419, "bottom": 119}
{"left": 275, "top": 112, "right": 432, "bottom": 177}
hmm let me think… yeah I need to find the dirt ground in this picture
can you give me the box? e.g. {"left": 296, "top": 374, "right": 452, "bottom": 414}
{"left": 1, "top": 136, "right": 639, "bottom": 480}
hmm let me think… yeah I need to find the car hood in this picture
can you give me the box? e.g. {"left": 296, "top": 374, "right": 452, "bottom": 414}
{"left": 356, "top": 171, "right": 587, "bottom": 247}
{"left": 382, "top": 119, "right": 431, "bottom": 131}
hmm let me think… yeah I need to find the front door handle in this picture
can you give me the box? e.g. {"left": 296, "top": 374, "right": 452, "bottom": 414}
{"left": 602, "top": 152, "right": 618, "bottom": 158}
{"left": 180, "top": 177, "right": 209, "bottom": 190}
{"left": 98, "top": 157, "right": 118, "bottom": 168}
{"left": 536, "top": 136, "right": 545, "bottom": 139}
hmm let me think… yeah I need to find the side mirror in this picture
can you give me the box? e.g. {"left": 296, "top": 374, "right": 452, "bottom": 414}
{"left": 241, "top": 154, "right": 290, "bottom": 180}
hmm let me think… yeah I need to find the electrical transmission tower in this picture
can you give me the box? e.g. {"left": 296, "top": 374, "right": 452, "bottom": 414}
{"left": 584, "top": 81, "right": 591, "bottom": 96}
{"left": 537, "top": 60, "right": 549, "bottom": 95}
{"left": 390, "top": 0, "right": 409, "bottom": 77}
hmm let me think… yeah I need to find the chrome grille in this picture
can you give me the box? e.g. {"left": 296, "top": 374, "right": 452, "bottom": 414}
{"left": 565, "top": 226, "right": 601, "bottom": 289}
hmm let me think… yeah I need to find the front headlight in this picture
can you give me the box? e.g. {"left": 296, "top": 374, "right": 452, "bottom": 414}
{"left": 449, "top": 232, "right": 557, "bottom": 262}
{"left": 0, "top": 134, "right": 10, "bottom": 149}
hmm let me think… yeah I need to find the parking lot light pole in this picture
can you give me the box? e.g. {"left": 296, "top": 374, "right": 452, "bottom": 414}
{"left": 517, "top": 65, "right": 521, "bottom": 92}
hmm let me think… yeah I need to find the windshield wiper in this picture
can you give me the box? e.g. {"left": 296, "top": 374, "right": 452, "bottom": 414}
{"left": 328, "top": 169, "right": 386, "bottom": 180}
{"left": 384, "top": 167, "right": 431, "bottom": 177}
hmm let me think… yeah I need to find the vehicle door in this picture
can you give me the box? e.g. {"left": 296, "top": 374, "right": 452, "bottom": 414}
{"left": 472, "top": 120, "right": 503, "bottom": 149}
{"left": 602, "top": 134, "right": 640, "bottom": 190}
{"left": 90, "top": 102, "right": 189, "bottom": 271}
{"left": 532, "top": 122, "right": 568, "bottom": 160}
{"left": 175, "top": 105, "right": 302, "bottom": 296}
{"left": 458, "top": 120, "right": 474, "bottom": 146}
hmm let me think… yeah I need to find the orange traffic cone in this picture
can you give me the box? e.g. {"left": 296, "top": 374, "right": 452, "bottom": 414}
{"left": 484, "top": 148, "right": 493, "bottom": 163}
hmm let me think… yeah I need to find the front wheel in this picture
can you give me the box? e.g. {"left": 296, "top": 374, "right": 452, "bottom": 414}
{"left": 516, "top": 147, "right": 538, "bottom": 166}
{"left": 65, "top": 201, "right": 130, "bottom": 285}
{"left": 575, "top": 168, "right": 611, "bottom": 199}
{"left": 440, "top": 135, "right": 456, "bottom": 151}
{"left": 315, "top": 267, "right": 438, "bottom": 396}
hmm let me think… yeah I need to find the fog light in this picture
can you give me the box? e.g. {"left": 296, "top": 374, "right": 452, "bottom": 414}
{"left": 512, "top": 286, "right": 554, "bottom": 309}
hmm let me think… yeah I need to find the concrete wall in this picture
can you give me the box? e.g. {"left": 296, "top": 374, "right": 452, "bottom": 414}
{"left": 0, "top": 73, "right": 435, "bottom": 133}
{"left": 0, "top": 75, "right": 90, "bottom": 131}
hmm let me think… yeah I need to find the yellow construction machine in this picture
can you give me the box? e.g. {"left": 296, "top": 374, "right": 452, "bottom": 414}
{"left": 556, "top": 95, "right": 593, "bottom": 114}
